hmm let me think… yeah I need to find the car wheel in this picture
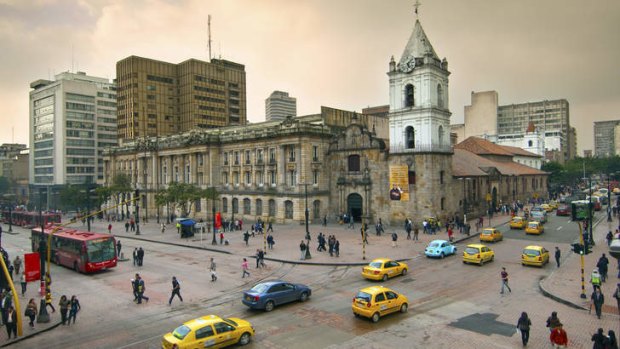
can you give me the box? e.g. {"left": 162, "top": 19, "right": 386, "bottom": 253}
{"left": 440, "top": 253, "right": 445, "bottom": 259}
{"left": 400, "top": 303, "right": 408, "bottom": 313}
{"left": 490, "top": 255, "right": 495, "bottom": 262}
{"left": 238, "top": 332, "right": 252, "bottom": 346}
{"left": 300, "top": 292, "right": 309, "bottom": 302}
{"left": 382, "top": 274, "right": 388, "bottom": 282}
{"left": 401, "top": 268, "right": 407, "bottom": 276}
{"left": 371, "top": 312, "right": 380, "bottom": 323}
{"left": 353, "top": 312, "right": 360, "bottom": 318}
{"left": 264, "top": 301, "right": 275, "bottom": 312}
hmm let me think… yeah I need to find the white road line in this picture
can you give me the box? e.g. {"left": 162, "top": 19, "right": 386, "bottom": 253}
{"left": 557, "top": 226, "right": 563, "bottom": 231}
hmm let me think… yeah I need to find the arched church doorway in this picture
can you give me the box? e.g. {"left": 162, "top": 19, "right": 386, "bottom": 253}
{"left": 347, "top": 193, "right": 363, "bottom": 222}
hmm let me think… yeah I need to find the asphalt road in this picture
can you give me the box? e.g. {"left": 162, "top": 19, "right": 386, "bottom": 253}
{"left": 4, "top": 210, "right": 612, "bottom": 348}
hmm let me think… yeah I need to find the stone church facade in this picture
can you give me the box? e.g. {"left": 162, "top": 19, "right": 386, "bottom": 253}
{"left": 103, "top": 18, "right": 546, "bottom": 227}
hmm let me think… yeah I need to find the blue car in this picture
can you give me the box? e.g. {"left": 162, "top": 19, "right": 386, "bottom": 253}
{"left": 242, "top": 280, "right": 311, "bottom": 312}
{"left": 424, "top": 240, "right": 457, "bottom": 258}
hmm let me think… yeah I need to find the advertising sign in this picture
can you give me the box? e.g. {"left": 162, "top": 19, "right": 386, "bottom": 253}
{"left": 215, "top": 212, "right": 222, "bottom": 229}
{"left": 24, "top": 252, "right": 41, "bottom": 282}
{"left": 389, "top": 165, "right": 409, "bottom": 201}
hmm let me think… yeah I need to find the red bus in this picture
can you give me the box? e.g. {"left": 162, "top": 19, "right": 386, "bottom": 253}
{"left": 2, "top": 210, "right": 61, "bottom": 228}
{"left": 31, "top": 227, "right": 117, "bottom": 273}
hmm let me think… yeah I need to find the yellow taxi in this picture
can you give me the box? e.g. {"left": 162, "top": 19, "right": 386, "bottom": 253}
{"left": 549, "top": 201, "right": 559, "bottom": 209}
{"left": 525, "top": 221, "right": 544, "bottom": 235}
{"left": 162, "top": 315, "right": 254, "bottom": 349}
{"left": 509, "top": 216, "right": 527, "bottom": 229}
{"left": 479, "top": 228, "right": 503, "bottom": 243}
{"left": 361, "top": 258, "right": 408, "bottom": 281}
{"left": 352, "top": 285, "right": 408, "bottom": 323}
{"left": 521, "top": 245, "right": 550, "bottom": 267}
{"left": 540, "top": 204, "right": 553, "bottom": 212}
{"left": 463, "top": 244, "right": 495, "bottom": 265}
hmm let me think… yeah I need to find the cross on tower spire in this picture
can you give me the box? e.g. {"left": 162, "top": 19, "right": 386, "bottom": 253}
{"left": 414, "top": 0, "right": 421, "bottom": 18}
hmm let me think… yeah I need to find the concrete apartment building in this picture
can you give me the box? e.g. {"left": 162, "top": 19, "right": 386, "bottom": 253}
{"left": 594, "top": 120, "right": 620, "bottom": 157}
{"left": 116, "top": 56, "right": 246, "bottom": 143}
{"left": 29, "top": 71, "right": 117, "bottom": 197}
{"left": 265, "top": 90, "right": 296, "bottom": 121}
{"left": 453, "top": 91, "right": 574, "bottom": 163}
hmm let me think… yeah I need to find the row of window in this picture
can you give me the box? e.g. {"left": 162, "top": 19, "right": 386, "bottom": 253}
{"left": 214, "top": 197, "right": 321, "bottom": 220}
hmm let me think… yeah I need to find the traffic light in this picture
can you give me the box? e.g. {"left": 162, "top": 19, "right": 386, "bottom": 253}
{"left": 571, "top": 243, "right": 583, "bottom": 255}
{"left": 584, "top": 242, "right": 593, "bottom": 255}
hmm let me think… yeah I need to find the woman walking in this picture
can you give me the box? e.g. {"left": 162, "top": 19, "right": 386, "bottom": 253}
{"left": 516, "top": 312, "right": 531, "bottom": 346}
{"left": 20, "top": 272, "right": 27, "bottom": 296}
{"left": 68, "top": 295, "right": 81, "bottom": 325}
{"left": 58, "top": 295, "right": 70, "bottom": 325}
{"left": 25, "top": 298, "right": 37, "bottom": 327}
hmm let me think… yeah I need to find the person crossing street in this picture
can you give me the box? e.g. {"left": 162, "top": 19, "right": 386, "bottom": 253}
{"left": 500, "top": 267, "right": 511, "bottom": 294}
{"left": 168, "top": 276, "right": 183, "bottom": 305}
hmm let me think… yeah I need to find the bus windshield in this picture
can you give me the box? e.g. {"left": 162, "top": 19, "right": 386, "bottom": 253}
{"left": 86, "top": 238, "right": 116, "bottom": 263}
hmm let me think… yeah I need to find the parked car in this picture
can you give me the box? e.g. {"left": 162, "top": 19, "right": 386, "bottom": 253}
{"left": 424, "top": 240, "right": 457, "bottom": 258}
{"left": 242, "top": 280, "right": 311, "bottom": 312}
{"left": 352, "top": 286, "right": 408, "bottom": 323}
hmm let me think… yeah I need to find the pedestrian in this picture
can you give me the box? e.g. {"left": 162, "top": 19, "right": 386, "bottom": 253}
{"left": 108, "top": 223, "right": 112, "bottom": 234}
{"left": 168, "top": 276, "right": 183, "bottom": 305}
{"left": 591, "top": 268, "right": 602, "bottom": 292}
{"left": 592, "top": 328, "right": 609, "bottom": 349}
{"left": 267, "top": 221, "right": 273, "bottom": 233}
{"left": 137, "top": 247, "right": 144, "bottom": 266}
{"left": 20, "top": 272, "right": 26, "bottom": 296}
{"left": 413, "top": 223, "right": 419, "bottom": 241}
{"left": 607, "top": 231, "right": 614, "bottom": 246}
{"left": 267, "top": 234, "right": 274, "bottom": 249}
{"left": 391, "top": 232, "right": 398, "bottom": 247}
{"left": 334, "top": 239, "right": 340, "bottom": 257}
{"left": 130, "top": 219, "right": 135, "bottom": 232}
{"left": 220, "top": 232, "right": 224, "bottom": 245}
{"left": 597, "top": 254, "right": 609, "bottom": 282}
{"left": 58, "top": 295, "right": 70, "bottom": 325}
{"left": 132, "top": 248, "right": 138, "bottom": 266}
{"left": 328, "top": 235, "right": 335, "bottom": 256}
{"left": 608, "top": 330, "right": 618, "bottom": 349}
{"left": 405, "top": 219, "right": 412, "bottom": 240}
{"left": 12, "top": 256, "right": 21, "bottom": 275}
{"left": 255, "top": 249, "right": 262, "bottom": 268}
{"left": 45, "top": 287, "right": 55, "bottom": 313}
{"left": 591, "top": 287, "right": 605, "bottom": 319}
{"left": 210, "top": 257, "right": 217, "bottom": 282}
{"left": 447, "top": 227, "right": 454, "bottom": 242}
{"left": 243, "top": 231, "right": 250, "bottom": 246}
{"left": 242, "top": 258, "right": 250, "bottom": 278}
{"left": 299, "top": 240, "right": 307, "bottom": 260}
{"left": 0, "top": 291, "right": 11, "bottom": 326}
{"left": 116, "top": 240, "right": 122, "bottom": 257}
{"left": 25, "top": 298, "right": 37, "bottom": 327}
{"left": 136, "top": 274, "right": 149, "bottom": 304}
{"left": 258, "top": 249, "right": 265, "bottom": 268}
{"left": 67, "top": 295, "right": 81, "bottom": 325}
{"left": 516, "top": 311, "right": 531, "bottom": 346}
{"left": 613, "top": 282, "right": 620, "bottom": 315}
{"left": 5, "top": 306, "right": 16, "bottom": 339}
{"left": 131, "top": 278, "right": 138, "bottom": 302}
{"left": 161, "top": 222, "right": 165, "bottom": 233}
{"left": 8, "top": 263, "right": 13, "bottom": 280}
{"left": 549, "top": 323, "right": 568, "bottom": 348}
{"left": 500, "top": 267, "right": 511, "bottom": 294}
{"left": 555, "top": 247, "right": 561, "bottom": 268}
{"left": 125, "top": 221, "right": 129, "bottom": 232}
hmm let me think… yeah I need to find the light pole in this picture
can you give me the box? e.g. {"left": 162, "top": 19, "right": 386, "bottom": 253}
{"left": 135, "top": 189, "right": 140, "bottom": 235}
{"left": 301, "top": 182, "right": 311, "bottom": 260}
{"left": 211, "top": 188, "right": 217, "bottom": 245}
{"left": 607, "top": 173, "right": 613, "bottom": 222}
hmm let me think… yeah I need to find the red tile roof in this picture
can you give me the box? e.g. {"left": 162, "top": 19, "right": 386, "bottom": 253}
{"left": 501, "top": 145, "right": 541, "bottom": 158}
{"left": 455, "top": 137, "right": 514, "bottom": 156}
{"left": 453, "top": 149, "right": 547, "bottom": 177}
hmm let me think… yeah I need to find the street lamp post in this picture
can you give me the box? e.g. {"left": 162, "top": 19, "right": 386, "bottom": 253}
{"left": 607, "top": 173, "right": 612, "bottom": 222}
{"left": 135, "top": 189, "right": 140, "bottom": 235}
{"left": 211, "top": 189, "right": 217, "bottom": 245}
{"left": 588, "top": 178, "right": 593, "bottom": 246}
{"left": 301, "top": 182, "right": 311, "bottom": 260}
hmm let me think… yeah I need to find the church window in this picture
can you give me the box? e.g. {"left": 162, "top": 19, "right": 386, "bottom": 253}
{"left": 437, "top": 84, "right": 444, "bottom": 108}
{"left": 438, "top": 125, "right": 444, "bottom": 145}
{"left": 222, "top": 198, "right": 228, "bottom": 213}
{"left": 408, "top": 171, "right": 416, "bottom": 185}
{"left": 405, "top": 126, "right": 415, "bottom": 149}
{"left": 440, "top": 170, "right": 445, "bottom": 184}
{"left": 284, "top": 200, "right": 294, "bottom": 219}
{"left": 268, "top": 199, "right": 276, "bottom": 216}
{"left": 405, "top": 84, "right": 414, "bottom": 107}
{"left": 528, "top": 140, "right": 533, "bottom": 147}
{"left": 348, "top": 155, "right": 360, "bottom": 172}
{"left": 243, "top": 198, "right": 251, "bottom": 214}
{"left": 232, "top": 198, "right": 238, "bottom": 214}
{"left": 256, "top": 199, "right": 263, "bottom": 216}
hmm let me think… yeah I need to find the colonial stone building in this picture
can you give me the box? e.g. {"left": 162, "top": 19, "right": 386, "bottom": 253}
{"left": 103, "top": 18, "right": 547, "bottom": 227}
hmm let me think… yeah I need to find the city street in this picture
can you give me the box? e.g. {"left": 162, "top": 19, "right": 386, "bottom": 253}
{"left": 0, "top": 210, "right": 618, "bottom": 348}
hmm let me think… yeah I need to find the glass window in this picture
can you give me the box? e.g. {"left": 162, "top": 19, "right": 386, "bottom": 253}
{"left": 288, "top": 146, "right": 296, "bottom": 162}
{"left": 256, "top": 199, "right": 263, "bottom": 216}
{"left": 284, "top": 200, "right": 293, "bottom": 219}
{"left": 269, "top": 199, "right": 276, "bottom": 216}
{"left": 348, "top": 155, "right": 360, "bottom": 172}
{"left": 269, "top": 148, "right": 276, "bottom": 163}
{"left": 195, "top": 325, "right": 214, "bottom": 339}
{"left": 405, "top": 84, "right": 414, "bottom": 107}
{"left": 312, "top": 145, "right": 319, "bottom": 161}
{"left": 243, "top": 198, "right": 251, "bottom": 214}
{"left": 245, "top": 150, "right": 251, "bottom": 164}
{"left": 213, "top": 322, "right": 235, "bottom": 334}
{"left": 375, "top": 293, "right": 386, "bottom": 302}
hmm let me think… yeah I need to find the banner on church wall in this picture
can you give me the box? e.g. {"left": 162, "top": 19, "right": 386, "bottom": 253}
{"left": 389, "top": 165, "right": 409, "bottom": 201}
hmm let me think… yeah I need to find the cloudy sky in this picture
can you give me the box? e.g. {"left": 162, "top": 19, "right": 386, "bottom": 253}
{"left": 1, "top": 0, "right": 619, "bottom": 154}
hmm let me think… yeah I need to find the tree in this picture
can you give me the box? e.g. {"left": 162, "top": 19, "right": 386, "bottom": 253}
{"left": 166, "top": 182, "right": 202, "bottom": 217}
{"left": 108, "top": 173, "right": 132, "bottom": 219}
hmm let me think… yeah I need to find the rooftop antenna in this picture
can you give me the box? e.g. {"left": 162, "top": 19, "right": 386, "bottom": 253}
{"left": 208, "top": 15, "right": 212, "bottom": 61}
{"left": 414, "top": 0, "right": 421, "bottom": 18}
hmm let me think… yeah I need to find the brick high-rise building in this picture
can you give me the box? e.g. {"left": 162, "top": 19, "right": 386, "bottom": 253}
{"left": 116, "top": 56, "right": 247, "bottom": 142}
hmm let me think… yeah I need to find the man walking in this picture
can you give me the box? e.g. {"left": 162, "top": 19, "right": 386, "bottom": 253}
{"left": 12, "top": 256, "right": 21, "bottom": 275}
{"left": 132, "top": 248, "right": 138, "bottom": 266}
{"left": 137, "top": 247, "right": 144, "bottom": 266}
{"left": 116, "top": 240, "right": 122, "bottom": 258}
{"left": 136, "top": 274, "right": 149, "bottom": 304}
{"left": 554, "top": 247, "right": 561, "bottom": 268}
{"left": 241, "top": 258, "right": 250, "bottom": 278}
{"left": 596, "top": 254, "right": 609, "bottom": 282}
{"left": 500, "top": 267, "right": 511, "bottom": 294}
{"left": 590, "top": 287, "right": 605, "bottom": 319}
{"left": 299, "top": 240, "right": 307, "bottom": 260}
{"left": 168, "top": 276, "right": 183, "bottom": 305}
{"left": 210, "top": 257, "right": 217, "bottom": 282}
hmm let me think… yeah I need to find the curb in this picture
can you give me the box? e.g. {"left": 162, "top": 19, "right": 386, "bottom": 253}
{"left": 538, "top": 274, "right": 589, "bottom": 311}
{"left": 1, "top": 321, "right": 62, "bottom": 347}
